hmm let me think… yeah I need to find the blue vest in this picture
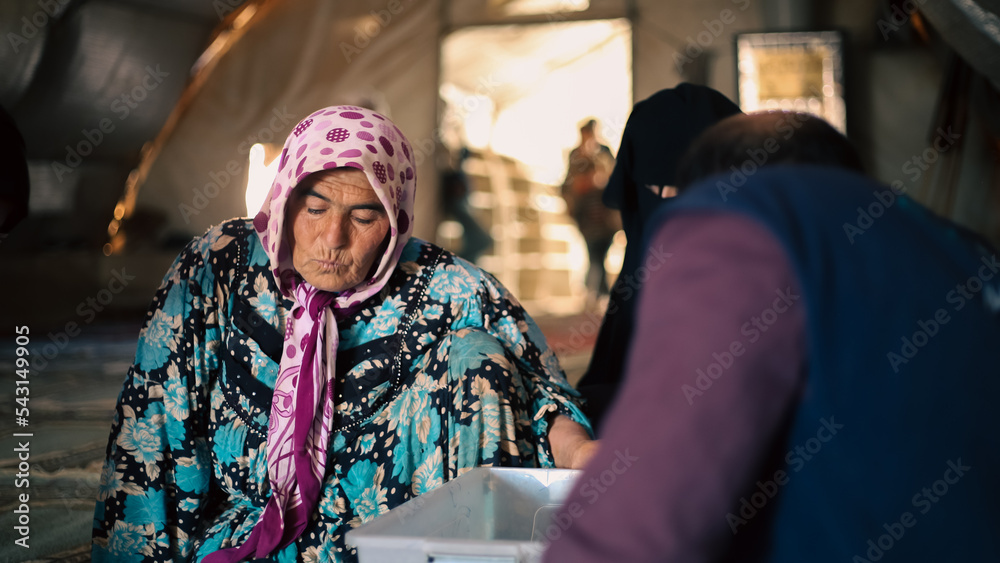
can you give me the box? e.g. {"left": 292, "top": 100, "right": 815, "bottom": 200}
{"left": 657, "top": 165, "right": 1000, "bottom": 562}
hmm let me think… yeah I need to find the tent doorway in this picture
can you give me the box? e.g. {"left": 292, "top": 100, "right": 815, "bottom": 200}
{"left": 438, "top": 19, "right": 632, "bottom": 315}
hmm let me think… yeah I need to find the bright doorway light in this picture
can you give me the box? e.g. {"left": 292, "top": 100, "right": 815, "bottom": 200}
{"left": 439, "top": 19, "right": 632, "bottom": 315}
{"left": 502, "top": 0, "right": 589, "bottom": 16}
{"left": 441, "top": 19, "right": 631, "bottom": 185}
{"left": 245, "top": 143, "right": 279, "bottom": 216}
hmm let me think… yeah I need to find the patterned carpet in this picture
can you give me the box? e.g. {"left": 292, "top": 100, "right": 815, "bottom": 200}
{"left": 0, "top": 311, "right": 598, "bottom": 562}
{"left": 0, "top": 322, "right": 140, "bottom": 563}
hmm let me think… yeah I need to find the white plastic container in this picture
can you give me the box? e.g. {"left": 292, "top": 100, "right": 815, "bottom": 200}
{"left": 346, "top": 467, "right": 581, "bottom": 563}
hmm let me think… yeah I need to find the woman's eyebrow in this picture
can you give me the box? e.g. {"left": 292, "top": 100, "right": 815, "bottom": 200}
{"left": 350, "top": 203, "right": 385, "bottom": 212}
{"left": 304, "top": 188, "right": 330, "bottom": 202}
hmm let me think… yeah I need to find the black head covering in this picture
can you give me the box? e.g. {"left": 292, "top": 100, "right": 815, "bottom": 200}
{"left": 579, "top": 83, "right": 742, "bottom": 432}
{"left": 604, "top": 83, "right": 743, "bottom": 242}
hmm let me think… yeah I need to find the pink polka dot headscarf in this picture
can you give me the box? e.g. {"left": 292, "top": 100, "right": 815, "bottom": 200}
{"left": 208, "top": 106, "right": 415, "bottom": 561}
{"left": 257, "top": 105, "right": 416, "bottom": 297}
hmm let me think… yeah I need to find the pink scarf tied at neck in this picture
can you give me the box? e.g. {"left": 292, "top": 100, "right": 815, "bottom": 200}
{"left": 206, "top": 105, "right": 416, "bottom": 561}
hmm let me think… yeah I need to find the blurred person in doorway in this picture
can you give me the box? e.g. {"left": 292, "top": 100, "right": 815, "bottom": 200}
{"left": 92, "top": 106, "right": 594, "bottom": 563}
{"left": 544, "top": 111, "right": 1000, "bottom": 562}
{"left": 575, "top": 85, "right": 742, "bottom": 432}
{"left": 441, "top": 147, "right": 493, "bottom": 263}
{"left": 561, "top": 118, "right": 619, "bottom": 310}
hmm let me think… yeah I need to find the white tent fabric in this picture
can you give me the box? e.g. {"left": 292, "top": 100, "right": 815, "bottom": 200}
{"left": 134, "top": 0, "right": 442, "bottom": 241}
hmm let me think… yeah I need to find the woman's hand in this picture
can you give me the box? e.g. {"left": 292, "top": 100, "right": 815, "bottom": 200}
{"left": 548, "top": 414, "right": 600, "bottom": 469}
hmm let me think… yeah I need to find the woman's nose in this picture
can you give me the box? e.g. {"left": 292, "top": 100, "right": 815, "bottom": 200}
{"left": 321, "top": 216, "right": 349, "bottom": 248}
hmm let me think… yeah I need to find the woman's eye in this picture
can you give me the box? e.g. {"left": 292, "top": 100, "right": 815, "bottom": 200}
{"left": 307, "top": 208, "right": 325, "bottom": 216}
{"left": 352, "top": 210, "right": 381, "bottom": 225}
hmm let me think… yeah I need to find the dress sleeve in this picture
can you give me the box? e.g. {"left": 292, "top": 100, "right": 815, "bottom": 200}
{"left": 92, "top": 234, "right": 224, "bottom": 562}
{"left": 543, "top": 213, "right": 806, "bottom": 563}
{"left": 474, "top": 271, "right": 593, "bottom": 465}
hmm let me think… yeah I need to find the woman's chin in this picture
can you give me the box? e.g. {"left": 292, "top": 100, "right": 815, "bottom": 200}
{"left": 302, "top": 270, "right": 357, "bottom": 293}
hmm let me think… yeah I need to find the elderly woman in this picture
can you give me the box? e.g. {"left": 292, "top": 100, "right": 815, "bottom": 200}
{"left": 92, "top": 106, "right": 593, "bottom": 562}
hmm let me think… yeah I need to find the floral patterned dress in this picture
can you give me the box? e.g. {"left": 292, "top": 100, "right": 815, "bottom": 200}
{"left": 92, "top": 219, "right": 590, "bottom": 562}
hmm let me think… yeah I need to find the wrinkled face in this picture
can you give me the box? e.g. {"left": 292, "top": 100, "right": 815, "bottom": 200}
{"left": 286, "top": 168, "right": 390, "bottom": 292}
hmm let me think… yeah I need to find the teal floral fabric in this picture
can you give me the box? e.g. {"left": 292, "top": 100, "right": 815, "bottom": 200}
{"left": 92, "top": 219, "right": 589, "bottom": 562}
